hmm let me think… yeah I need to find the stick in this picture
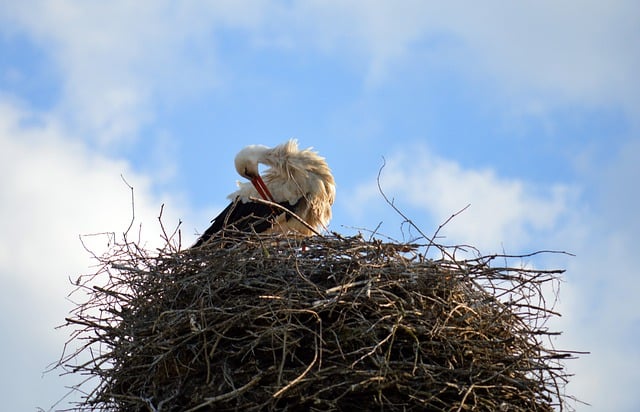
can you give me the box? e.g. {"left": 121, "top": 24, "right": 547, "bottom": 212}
{"left": 183, "top": 373, "right": 263, "bottom": 412}
{"left": 249, "top": 196, "right": 323, "bottom": 237}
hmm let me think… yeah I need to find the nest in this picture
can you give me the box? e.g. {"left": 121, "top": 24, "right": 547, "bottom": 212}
{"left": 60, "top": 232, "right": 574, "bottom": 411}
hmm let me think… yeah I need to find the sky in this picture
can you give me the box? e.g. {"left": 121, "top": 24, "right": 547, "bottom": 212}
{"left": 0, "top": 1, "right": 638, "bottom": 410}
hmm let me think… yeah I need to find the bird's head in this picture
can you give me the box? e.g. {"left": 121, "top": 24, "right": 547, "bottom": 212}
{"left": 234, "top": 144, "right": 274, "bottom": 201}
{"left": 234, "top": 144, "right": 267, "bottom": 180}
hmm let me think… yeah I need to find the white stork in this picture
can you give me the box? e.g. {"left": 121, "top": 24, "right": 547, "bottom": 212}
{"left": 193, "top": 139, "right": 335, "bottom": 247}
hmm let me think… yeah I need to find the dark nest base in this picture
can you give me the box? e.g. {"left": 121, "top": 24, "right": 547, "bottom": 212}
{"left": 61, "top": 233, "right": 575, "bottom": 411}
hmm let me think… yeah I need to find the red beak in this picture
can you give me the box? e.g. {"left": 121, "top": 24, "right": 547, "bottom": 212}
{"left": 251, "top": 175, "right": 275, "bottom": 202}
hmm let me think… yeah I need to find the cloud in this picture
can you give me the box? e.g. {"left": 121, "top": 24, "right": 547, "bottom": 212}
{"left": 547, "top": 222, "right": 640, "bottom": 411}
{"left": 0, "top": 100, "right": 185, "bottom": 410}
{"left": 264, "top": 1, "right": 640, "bottom": 115}
{"left": 4, "top": 1, "right": 638, "bottom": 134}
{"left": 0, "top": 1, "right": 233, "bottom": 145}
{"left": 346, "top": 144, "right": 574, "bottom": 253}
{"left": 546, "top": 137, "right": 640, "bottom": 411}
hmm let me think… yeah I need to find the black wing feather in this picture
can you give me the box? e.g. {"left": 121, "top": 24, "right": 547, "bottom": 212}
{"left": 192, "top": 197, "right": 299, "bottom": 247}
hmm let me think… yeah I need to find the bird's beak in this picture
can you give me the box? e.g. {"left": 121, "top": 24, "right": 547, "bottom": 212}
{"left": 251, "top": 175, "right": 275, "bottom": 202}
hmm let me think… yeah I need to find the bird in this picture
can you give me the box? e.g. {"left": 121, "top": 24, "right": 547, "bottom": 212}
{"left": 192, "top": 139, "right": 335, "bottom": 247}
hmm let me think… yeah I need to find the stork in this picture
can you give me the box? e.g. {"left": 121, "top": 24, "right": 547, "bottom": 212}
{"left": 192, "top": 139, "right": 335, "bottom": 247}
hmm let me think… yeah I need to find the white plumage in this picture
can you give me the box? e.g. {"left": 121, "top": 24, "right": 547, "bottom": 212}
{"left": 193, "top": 139, "right": 335, "bottom": 246}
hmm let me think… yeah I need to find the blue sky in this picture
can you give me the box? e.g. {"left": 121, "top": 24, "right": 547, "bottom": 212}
{"left": 0, "top": 2, "right": 638, "bottom": 411}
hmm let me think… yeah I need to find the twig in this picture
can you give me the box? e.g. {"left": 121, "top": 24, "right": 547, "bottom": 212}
{"left": 375, "top": 158, "right": 468, "bottom": 261}
{"left": 249, "top": 196, "right": 323, "bottom": 236}
{"left": 273, "top": 310, "right": 321, "bottom": 398}
{"left": 184, "top": 374, "right": 263, "bottom": 412}
{"left": 120, "top": 174, "right": 135, "bottom": 241}
{"left": 426, "top": 203, "right": 471, "bottom": 257}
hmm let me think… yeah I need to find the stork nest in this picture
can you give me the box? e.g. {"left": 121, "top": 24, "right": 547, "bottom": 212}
{"left": 60, "top": 232, "right": 575, "bottom": 411}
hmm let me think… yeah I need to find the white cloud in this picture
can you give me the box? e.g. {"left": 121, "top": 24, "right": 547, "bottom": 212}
{"left": 4, "top": 1, "right": 637, "bottom": 132}
{"left": 1, "top": 1, "right": 232, "bottom": 145}
{"left": 438, "top": 2, "right": 639, "bottom": 107}
{"left": 548, "top": 226, "right": 640, "bottom": 411}
{"left": 0, "top": 101, "right": 185, "bottom": 410}
{"left": 262, "top": 1, "right": 640, "bottom": 115}
{"left": 546, "top": 137, "right": 640, "bottom": 411}
{"left": 346, "top": 144, "right": 573, "bottom": 253}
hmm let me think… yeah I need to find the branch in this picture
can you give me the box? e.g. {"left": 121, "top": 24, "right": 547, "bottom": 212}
{"left": 249, "top": 197, "right": 323, "bottom": 237}
{"left": 425, "top": 203, "right": 471, "bottom": 257}
{"left": 120, "top": 174, "right": 135, "bottom": 241}
{"left": 183, "top": 373, "right": 264, "bottom": 412}
{"left": 376, "top": 158, "right": 468, "bottom": 260}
